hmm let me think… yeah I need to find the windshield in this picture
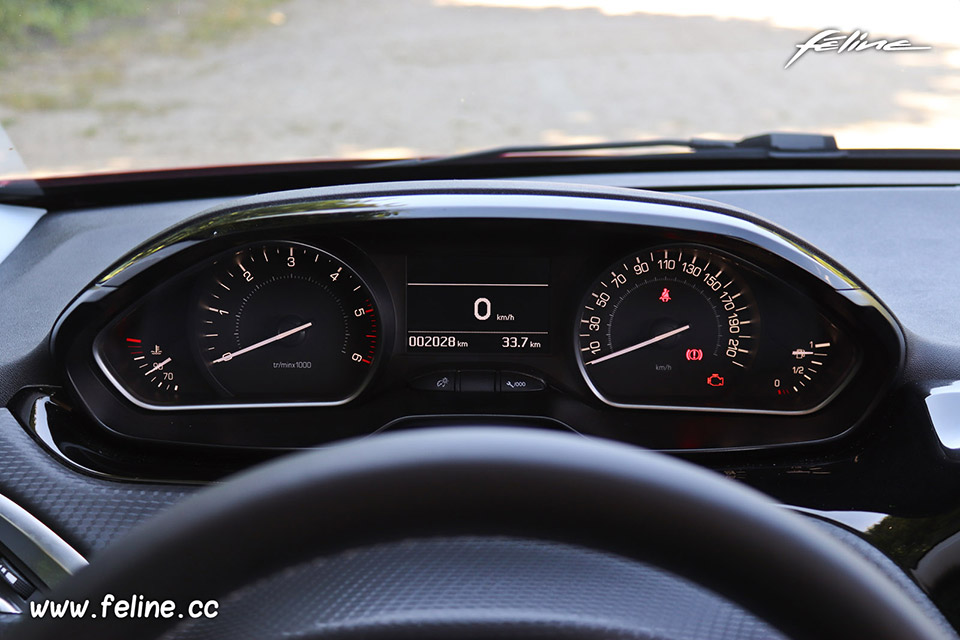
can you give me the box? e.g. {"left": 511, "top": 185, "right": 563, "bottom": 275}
{"left": 0, "top": 0, "right": 957, "bottom": 177}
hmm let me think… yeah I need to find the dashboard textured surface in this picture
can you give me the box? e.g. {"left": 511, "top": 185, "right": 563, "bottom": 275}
{"left": 0, "top": 410, "right": 191, "bottom": 555}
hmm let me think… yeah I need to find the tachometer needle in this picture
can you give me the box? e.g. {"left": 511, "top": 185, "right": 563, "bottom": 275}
{"left": 212, "top": 322, "right": 313, "bottom": 364}
{"left": 585, "top": 324, "right": 691, "bottom": 366}
{"left": 144, "top": 357, "right": 172, "bottom": 376}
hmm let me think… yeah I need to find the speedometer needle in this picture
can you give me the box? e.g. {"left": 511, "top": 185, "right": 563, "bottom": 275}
{"left": 585, "top": 324, "right": 691, "bottom": 366}
{"left": 212, "top": 322, "right": 313, "bottom": 364}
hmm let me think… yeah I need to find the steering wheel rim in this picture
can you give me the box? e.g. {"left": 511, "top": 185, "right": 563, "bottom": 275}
{"left": 13, "top": 427, "right": 951, "bottom": 640}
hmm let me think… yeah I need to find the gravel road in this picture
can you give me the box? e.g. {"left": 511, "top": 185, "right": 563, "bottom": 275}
{"left": 2, "top": 0, "right": 958, "bottom": 174}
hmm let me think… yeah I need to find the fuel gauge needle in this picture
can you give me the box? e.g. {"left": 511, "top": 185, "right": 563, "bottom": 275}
{"left": 585, "top": 324, "right": 690, "bottom": 366}
{"left": 212, "top": 322, "right": 313, "bottom": 364}
{"left": 144, "top": 357, "right": 172, "bottom": 376}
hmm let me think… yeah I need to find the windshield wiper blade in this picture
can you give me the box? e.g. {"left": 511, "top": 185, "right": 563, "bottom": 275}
{"left": 370, "top": 132, "right": 840, "bottom": 168}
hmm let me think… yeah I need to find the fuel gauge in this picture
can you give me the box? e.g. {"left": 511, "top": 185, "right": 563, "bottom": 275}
{"left": 768, "top": 318, "right": 858, "bottom": 413}
{"left": 774, "top": 341, "right": 832, "bottom": 397}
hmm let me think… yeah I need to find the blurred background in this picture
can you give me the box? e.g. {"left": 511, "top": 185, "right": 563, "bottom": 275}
{"left": 1, "top": 0, "right": 958, "bottom": 175}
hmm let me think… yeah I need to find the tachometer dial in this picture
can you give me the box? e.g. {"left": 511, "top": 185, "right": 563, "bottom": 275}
{"left": 577, "top": 245, "right": 759, "bottom": 409}
{"left": 196, "top": 242, "right": 380, "bottom": 404}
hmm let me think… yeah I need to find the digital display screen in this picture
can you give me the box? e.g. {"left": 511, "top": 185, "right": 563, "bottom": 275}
{"left": 407, "top": 256, "right": 550, "bottom": 353}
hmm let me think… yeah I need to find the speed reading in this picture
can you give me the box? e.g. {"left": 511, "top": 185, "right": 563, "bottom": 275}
{"left": 406, "top": 255, "right": 551, "bottom": 353}
{"left": 576, "top": 245, "right": 760, "bottom": 409}
{"left": 474, "top": 297, "right": 492, "bottom": 321}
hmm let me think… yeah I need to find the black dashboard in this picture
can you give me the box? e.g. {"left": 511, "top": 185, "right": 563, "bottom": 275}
{"left": 43, "top": 182, "right": 901, "bottom": 476}
{"left": 5, "top": 171, "right": 960, "bottom": 635}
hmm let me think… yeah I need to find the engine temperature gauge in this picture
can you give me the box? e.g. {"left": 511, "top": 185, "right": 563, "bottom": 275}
{"left": 126, "top": 339, "right": 180, "bottom": 394}
{"left": 95, "top": 329, "right": 190, "bottom": 407}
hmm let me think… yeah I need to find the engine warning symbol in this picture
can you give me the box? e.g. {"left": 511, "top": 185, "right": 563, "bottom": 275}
{"left": 706, "top": 373, "right": 725, "bottom": 387}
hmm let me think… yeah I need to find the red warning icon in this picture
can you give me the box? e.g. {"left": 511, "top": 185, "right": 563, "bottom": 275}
{"left": 659, "top": 288, "right": 671, "bottom": 303}
{"left": 685, "top": 349, "right": 703, "bottom": 361}
{"left": 706, "top": 373, "right": 725, "bottom": 387}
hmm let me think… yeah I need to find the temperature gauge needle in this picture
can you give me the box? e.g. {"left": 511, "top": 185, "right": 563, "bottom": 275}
{"left": 143, "top": 357, "right": 172, "bottom": 376}
{"left": 585, "top": 324, "right": 691, "bottom": 366}
{"left": 212, "top": 322, "right": 313, "bottom": 364}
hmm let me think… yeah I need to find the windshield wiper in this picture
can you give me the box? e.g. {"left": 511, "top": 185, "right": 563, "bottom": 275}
{"left": 371, "top": 132, "right": 841, "bottom": 168}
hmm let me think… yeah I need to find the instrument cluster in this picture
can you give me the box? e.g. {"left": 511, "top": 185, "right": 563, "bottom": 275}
{"left": 53, "top": 184, "right": 902, "bottom": 452}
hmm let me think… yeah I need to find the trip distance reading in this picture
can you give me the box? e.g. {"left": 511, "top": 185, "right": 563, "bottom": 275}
{"left": 502, "top": 336, "right": 541, "bottom": 349}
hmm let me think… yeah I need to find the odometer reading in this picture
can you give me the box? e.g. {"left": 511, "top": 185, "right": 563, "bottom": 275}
{"left": 577, "top": 245, "right": 760, "bottom": 409}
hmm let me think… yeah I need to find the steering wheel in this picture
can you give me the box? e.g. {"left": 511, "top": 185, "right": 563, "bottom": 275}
{"left": 12, "top": 428, "right": 951, "bottom": 640}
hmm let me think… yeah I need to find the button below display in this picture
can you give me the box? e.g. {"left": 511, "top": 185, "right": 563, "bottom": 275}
{"left": 459, "top": 371, "right": 496, "bottom": 393}
{"left": 411, "top": 370, "right": 546, "bottom": 393}
{"left": 410, "top": 371, "right": 457, "bottom": 392}
{"left": 500, "top": 371, "right": 546, "bottom": 392}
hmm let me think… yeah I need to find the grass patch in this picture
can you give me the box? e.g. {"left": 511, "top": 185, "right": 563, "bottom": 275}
{"left": 0, "top": 0, "right": 157, "bottom": 47}
{"left": 186, "top": 0, "right": 286, "bottom": 43}
{"left": 0, "top": 66, "right": 122, "bottom": 111}
{"left": 0, "top": 0, "right": 284, "bottom": 59}
{"left": 0, "top": 0, "right": 287, "bottom": 114}
{"left": 96, "top": 99, "right": 187, "bottom": 116}
{"left": 1, "top": 90, "right": 88, "bottom": 111}
{"left": 96, "top": 99, "right": 152, "bottom": 114}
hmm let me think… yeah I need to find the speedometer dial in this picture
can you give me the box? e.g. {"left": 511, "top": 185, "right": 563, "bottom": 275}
{"left": 577, "top": 245, "right": 760, "bottom": 410}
